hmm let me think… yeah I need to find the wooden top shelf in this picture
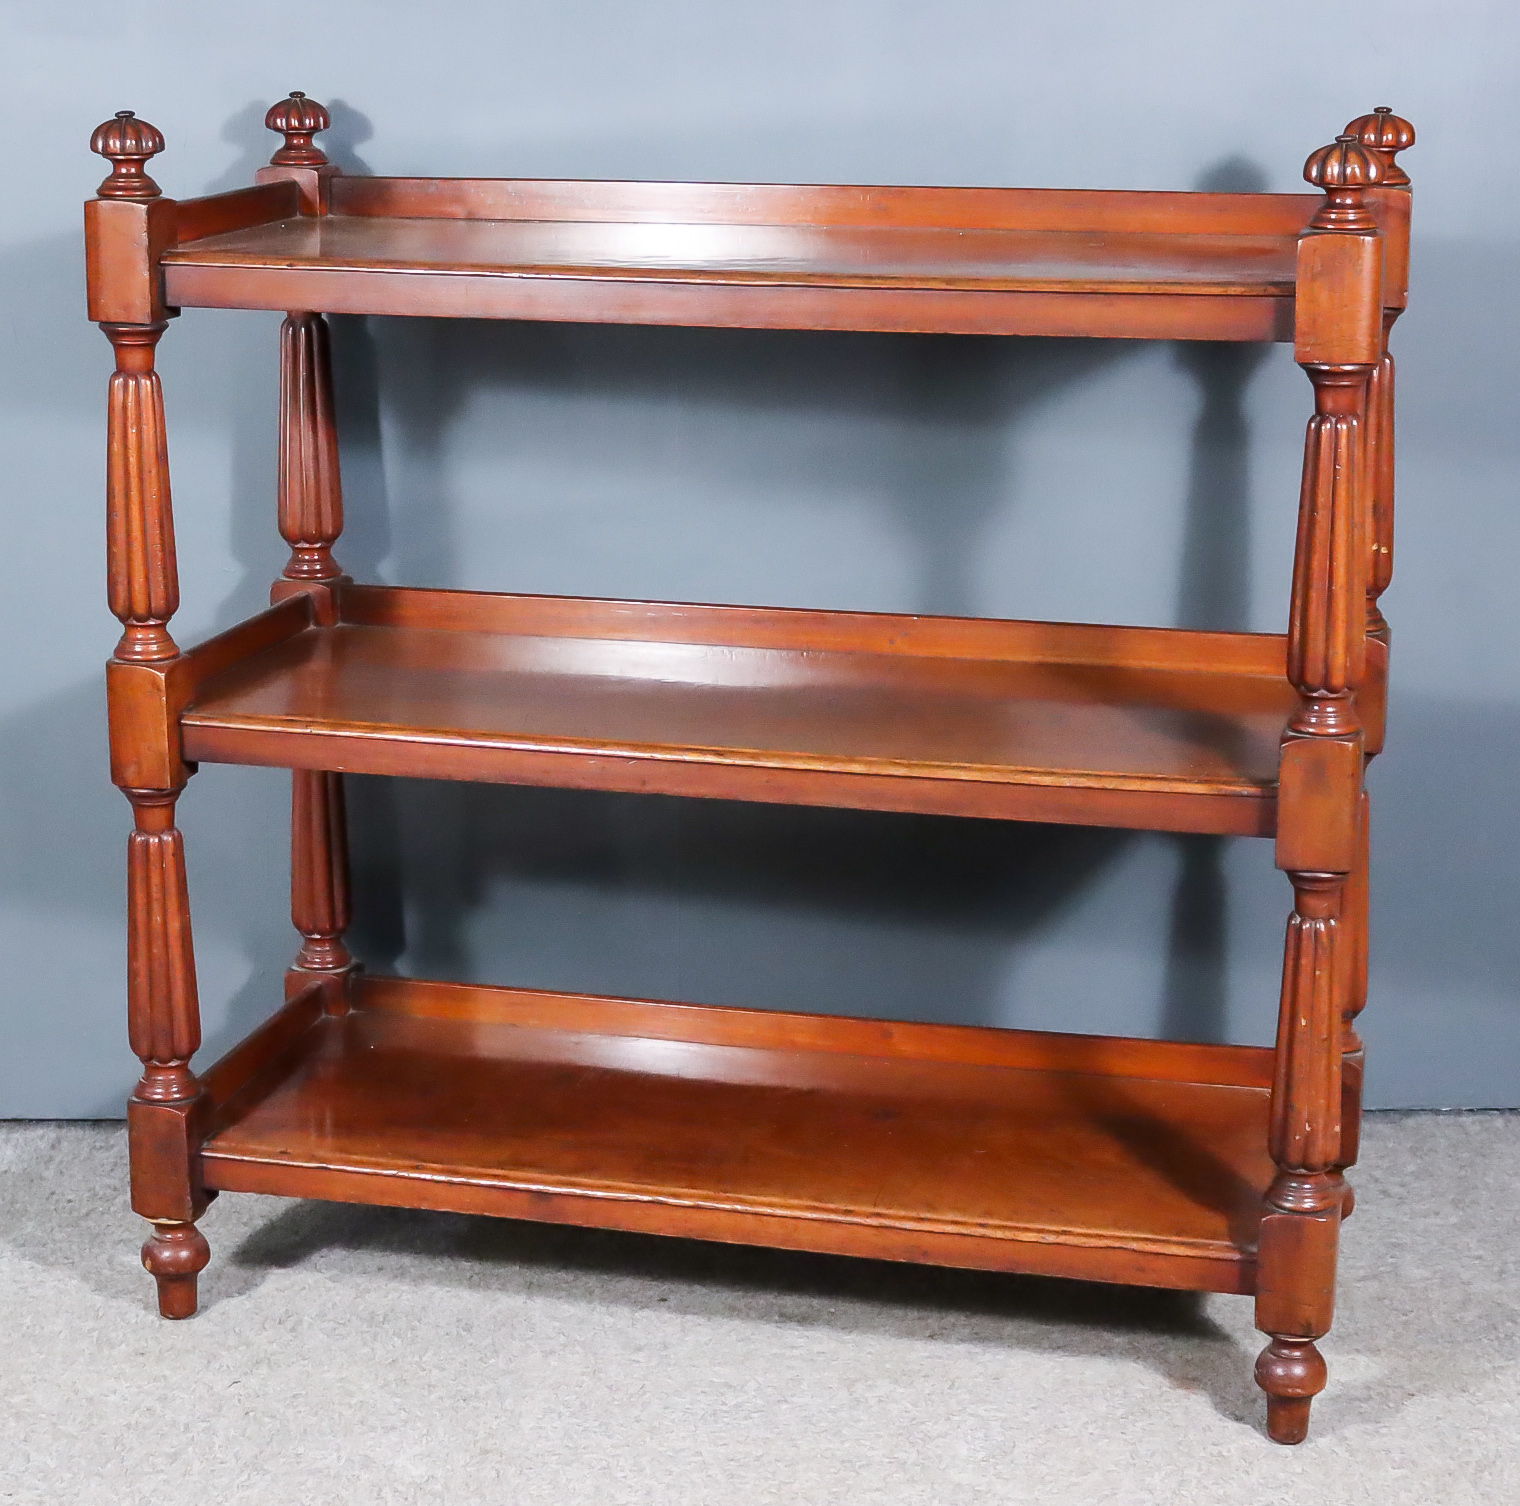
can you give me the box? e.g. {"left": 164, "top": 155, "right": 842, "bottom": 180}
{"left": 176, "top": 585, "right": 1295, "bottom": 836}
{"left": 157, "top": 178, "right": 1320, "bottom": 339}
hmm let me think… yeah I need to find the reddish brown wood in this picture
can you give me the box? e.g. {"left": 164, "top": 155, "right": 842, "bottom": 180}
{"left": 1254, "top": 130, "right": 1391, "bottom": 1441}
{"left": 125, "top": 789, "right": 211, "bottom": 1317}
{"left": 172, "top": 182, "right": 302, "bottom": 246}
{"left": 332, "top": 175, "right": 1321, "bottom": 233}
{"left": 201, "top": 979, "right": 329, "bottom": 1133}
{"left": 86, "top": 114, "right": 177, "bottom": 326}
{"left": 266, "top": 91, "right": 330, "bottom": 167}
{"left": 291, "top": 771, "right": 352, "bottom": 980}
{"left": 254, "top": 92, "right": 341, "bottom": 213}
{"left": 199, "top": 975, "right": 1273, "bottom": 1295}
{"left": 1345, "top": 107, "right": 1416, "bottom": 189}
{"left": 91, "top": 123, "right": 218, "bottom": 1316}
{"left": 106, "top": 594, "right": 315, "bottom": 793}
{"left": 278, "top": 312, "right": 345, "bottom": 582}
{"left": 1293, "top": 139, "right": 1385, "bottom": 371}
{"left": 1284, "top": 365, "right": 1371, "bottom": 742}
{"left": 274, "top": 303, "right": 353, "bottom": 994}
{"left": 339, "top": 583, "right": 1290, "bottom": 670}
{"left": 90, "top": 110, "right": 165, "bottom": 200}
{"left": 168, "top": 216, "right": 1302, "bottom": 295}
{"left": 172, "top": 267, "right": 1296, "bottom": 341}
{"left": 140, "top": 1222, "right": 211, "bottom": 1320}
{"left": 104, "top": 323, "right": 180, "bottom": 663}
{"left": 350, "top": 973, "right": 1276, "bottom": 1085}
{"left": 176, "top": 594, "right": 1294, "bottom": 835}
{"left": 180, "top": 594, "right": 315, "bottom": 683}
{"left": 1255, "top": 869, "right": 1346, "bottom": 1442}
{"left": 1362, "top": 299, "right": 1403, "bottom": 757}
{"left": 85, "top": 104, "right": 1412, "bottom": 1436}
{"left": 1336, "top": 791, "right": 1371, "bottom": 1217}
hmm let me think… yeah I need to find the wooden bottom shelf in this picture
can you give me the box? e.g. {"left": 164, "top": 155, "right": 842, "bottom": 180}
{"left": 200, "top": 975, "right": 1275, "bottom": 1295}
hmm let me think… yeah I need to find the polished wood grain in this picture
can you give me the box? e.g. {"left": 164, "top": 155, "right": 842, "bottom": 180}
{"left": 178, "top": 589, "right": 1297, "bottom": 835}
{"left": 348, "top": 973, "right": 1276, "bottom": 1084}
{"left": 104, "top": 323, "right": 179, "bottom": 663}
{"left": 1253, "top": 132, "right": 1386, "bottom": 1445}
{"left": 171, "top": 182, "right": 302, "bottom": 247}
{"left": 124, "top": 788, "right": 212, "bottom": 1319}
{"left": 93, "top": 207, "right": 218, "bottom": 1316}
{"left": 167, "top": 214, "right": 1301, "bottom": 294}
{"left": 339, "top": 583, "right": 1289, "bottom": 671}
{"left": 265, "top": 91, "right": 330, "bottom": 168}
{"left": 86, "top": 98, "right": 1412, "bottom": 1440}
{"left": 1333, "top": 115, "right": 1412, "bottom": 1223}
{"left": 277, "top": 312, "right": 344, "bottom": 584}
{"left": 90, "top": 110, "right": 165, "bottom": 200}
{"left": 290, "top": 771, "right": 352, "bottom": 978}
{"left": 160, "top": 210, "right": 1302, "bottom": 340}
{"left": 332, "top": 176, "right": 1322, "bottom": 234}
{"left": 200, "top": 975, "right": 1274, "bottom": 1294}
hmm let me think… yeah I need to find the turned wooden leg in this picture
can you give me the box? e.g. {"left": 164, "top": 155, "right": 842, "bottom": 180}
{"left": 126, "top": 790, "right": 212, "bottom": 1318}
{"left": 1256, "top": 1338, "right": 1328, "bottom": 1446}
{"left": 1255, "top": 871, "right": 1346, "bottom": 1442}
{"left": 291, "top": 768, "right": 354, "bottom": 1006}
{"left": 142, "top": 1221, "right": 211, "bottom": 1320}
{"left": 100, "top": 309, "right": 212, "bottom": 1316}
{"left": 1254, "top": 182, "right": 1382, "bottom": 1429}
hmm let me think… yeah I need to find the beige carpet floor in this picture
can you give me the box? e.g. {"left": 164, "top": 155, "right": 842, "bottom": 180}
{"left": 1, "top": 1114, "right": 1517, "bottom": 1505}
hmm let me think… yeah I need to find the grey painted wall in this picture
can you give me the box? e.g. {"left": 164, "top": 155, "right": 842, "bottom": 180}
{"left": 2, "top": 2, "right": 1516, "bottom": 1114}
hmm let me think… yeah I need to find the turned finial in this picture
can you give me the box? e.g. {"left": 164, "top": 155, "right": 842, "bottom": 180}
{"left": 266, "top": 91, "right": 330, "bottom": 166}
{"left": 90, "top": 111, "right": 165, "bottom": 200}
{"left": 1344, "top": 105, "right": 1415, "bottom": 186}
{"left": 1304, "top": 134, "right": 1383, "bottom": 232}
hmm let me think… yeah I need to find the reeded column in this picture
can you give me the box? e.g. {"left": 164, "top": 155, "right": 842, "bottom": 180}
{"left": 1257, "top": 131, "right": 1385, "bottom": 1444}
{"left": 126, "top": 790, "right": 211, "bottom": 1318}
{"left": 291, "top": 770, "right": 353, "bottom": 994}
{"left": 105, "top": 322, "right": 179, "bottom": 662}
{"left": 92, "top": 110, "right": 214, "bottom": 1319}
{"left": 1255, "top": 871, "right": 1346, "bottom": 1441}
{"left": 1330, "top": 107, "right": 1413, "bottom": 1199}
{"left": 278, "top": 308, "right": 354, "bottom": 999}
{"left": 278, "top": 311, "right": 344, "bottom": 583}
{"left": 1285, "top": 362, "right": 1370, "bottom": 743}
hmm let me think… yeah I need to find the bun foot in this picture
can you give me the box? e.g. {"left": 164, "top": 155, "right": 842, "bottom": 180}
{"left": 1256, "top": 1338, "right": 1326, "bottom": 1443}
{"left": 142, "top": 1221, "right": 210, "bottom": 1319}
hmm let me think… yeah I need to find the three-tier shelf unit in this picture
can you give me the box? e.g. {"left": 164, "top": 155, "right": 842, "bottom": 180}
{"left": 85, "top": 95, "right": 1413, "bottom": 1443}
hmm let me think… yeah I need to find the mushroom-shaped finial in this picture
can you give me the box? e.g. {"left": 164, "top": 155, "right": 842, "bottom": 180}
{"left": 265, "top": 91, "right": 330, "bottom": 167}
{"left": 1343, "top": 106, "right": 1415, "bottom": 186}
{"left": 1303, "top": 134, "right": 1383, "bottom": 232}
{"left": 90, "top": 110, "right": 165, "bottom": 200}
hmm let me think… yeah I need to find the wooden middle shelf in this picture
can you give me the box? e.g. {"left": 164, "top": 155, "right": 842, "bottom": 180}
{"left": 200, "top": 973, "right": 1275, "bottom": 1295}
{"left": 177, "top": 584, "right": 1296, "bottom": 835}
